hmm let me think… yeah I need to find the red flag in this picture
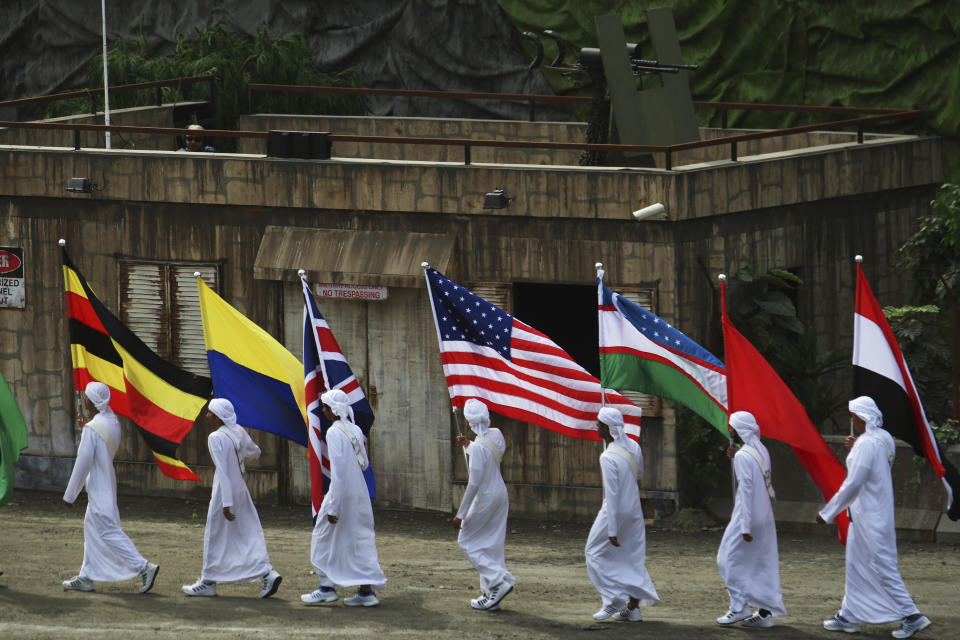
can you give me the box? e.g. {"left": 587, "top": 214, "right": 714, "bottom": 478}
{"left": 721, "top": 278, "right": 850, "bottom": 542}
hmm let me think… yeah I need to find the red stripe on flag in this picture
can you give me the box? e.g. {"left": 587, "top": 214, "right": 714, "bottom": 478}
{"left": 441, "top": 351, "right": 601, "bottom": 400}
{"left": 153, "top": 453, "right": 200, "bottom": 482}
{"left": 72, "top": 367, "right": 130, "bottom": 417}
{"left": 125, "top": 378, "right": 196, "bottom": 444}
{"left": 315, "top": 327, "right": 345, "bottom": 354}
{"left": 445, "top": 374, "right": 610, "bottom": 423}
{"left": 66, "top": 291, "right": 108, "bottom": 333}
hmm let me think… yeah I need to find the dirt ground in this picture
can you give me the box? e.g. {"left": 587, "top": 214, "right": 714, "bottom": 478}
{"left": 0, "top": 490, "right": 956, "bottom": 639}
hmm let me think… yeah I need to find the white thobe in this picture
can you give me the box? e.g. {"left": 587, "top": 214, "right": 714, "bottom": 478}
{"left": 585, "top": 441, "right": 660, "bottom": 607}
{"left": 200, "top": 426, "right": 273, "bottom": 583}
{"left": 63, "top": 414, "right": 148, "bottom": 582}
{"left": 717, "top": 446, "right": 787, "bottom": 615}
{"left": 819, "top": 430, "right": 919, "bottom": 623}
{"left": 310, "top": 420, "right": 386, "bottom": 590}
{"left": 456, "top": 431, "right": 514, "bottom": 595}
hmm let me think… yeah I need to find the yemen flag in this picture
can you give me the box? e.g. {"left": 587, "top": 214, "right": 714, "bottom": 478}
{"left": 721, "top": 277, "right": 851, "bottom": 542}
{"left": 63, "top": 250, "right": 210, "bottom": 481}
{"left": 853, "top": 260, "right": 960, "bottom": 520}
{"left": 197, "top": 278, "right": 307, "bottom": 445}
{"left": 598, "top": 269, "right": 728, "bottom": 435}
{"left": 1, "top": 370, "right": 29, "bottom": 506}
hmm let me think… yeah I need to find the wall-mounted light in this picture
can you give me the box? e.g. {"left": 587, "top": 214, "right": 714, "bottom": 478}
{"left": 632, "top": 202, "right": 665, "bottom": 221}
{"left": 66, "top": 178, "right": 94, "bottom": 193}
{"left": 483, "top": 188, "right": 512, "bottom": 209}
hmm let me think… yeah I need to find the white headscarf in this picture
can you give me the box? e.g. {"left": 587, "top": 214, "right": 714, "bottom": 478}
{"left": 729, "top": 411, "right": 774, "bottom": 497}
{"left": 849, "top": 395, "right": 895, "bottom": 465}
{"left": 463, "top": 398, "right": 505, "bottom": 455}
{"left": 463, "top": 398, "right": 490, "bottom": 436}
{"left": 321, "top": 389, "right": 355, "bottom": 423}
{"left": 729, "top": 411, "right": 771, "bottom": 467}
{"left": 84, "top": 381, "right": 113, "bottom": 414}
{"left": 598, "top": 406, "right": 629, "bottom": 445}
{"left": 208, "top": 398, "right": 259, "bottom": 463}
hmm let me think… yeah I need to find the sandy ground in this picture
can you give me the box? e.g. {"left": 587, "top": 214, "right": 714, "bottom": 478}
{"left": 0, "top": 489, "right": 956, "bottom": 640}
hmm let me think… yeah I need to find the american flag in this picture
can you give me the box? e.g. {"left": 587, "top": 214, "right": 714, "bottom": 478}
{"left": 302, "top": 277, "right": 375, "bottom": 521}
{"left": 424, "top": 266, "right": 641, "bottom": 440}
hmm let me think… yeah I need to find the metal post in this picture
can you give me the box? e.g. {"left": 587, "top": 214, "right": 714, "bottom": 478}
{"left": 100, "top": 0, "right": 111, "bottom": 149}
{"left": 155, "top": 85, "right": 162, "bottom": 106}
{"left": 722, "top": 109, "right": 728, "bottom": 129}
{"left": 528, "top": 100, "right": 536, "bottom": 122}
{"left": 664, "top": 149, "right": 672, "bottom": 171}
{"left": 73, "top": 129, "right": 80, "bottom": 150}
{"left": 857, "top": 126, "right": 864, "bottom": 144}
{"left": 731, "top": 141, "right": 738, "bottom": 162}
{"left": 464, "top": 145, "right": 471, "bottom": 165}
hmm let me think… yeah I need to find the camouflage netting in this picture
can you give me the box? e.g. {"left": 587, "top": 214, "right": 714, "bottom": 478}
{"left": 498, "top": 0, "right": 960, "bottom": 179}
{"left": 0, "top": 0, "right": 571, "bottom": 121}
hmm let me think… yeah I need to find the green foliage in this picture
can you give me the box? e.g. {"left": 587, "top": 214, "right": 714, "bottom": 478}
{"left": 726, "top": 265, "right": 848, "bottom": 429}
{"left": 46, "top": 23, "right": 366, "bottom": 150}
{"left": 931, "top": 419, "right": 960, "bottom": 448}
{"left": 675, "top": 406, "right": 729, "bottom": 508}
{"left": 897, "top": 183, "right": 960, "bottom": 303}
{"left": 884, "top": 304, "right": 954, "bottom": 428}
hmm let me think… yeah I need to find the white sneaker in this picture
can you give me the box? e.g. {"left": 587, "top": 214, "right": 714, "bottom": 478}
{"left": 301, "top": 587, "right": 338, "bottom": 604}
{"left": 485, "top": 581, "right": 513, "bottom": 609}
{"left": 182, "top": 579, "right": 217, "bottom": 597}
{"left": 344, "top": 590, "right": 379, "bottom": 607}
{"left": 891, "top": 614, "right": 931, "bottom": 638}
{"left": 741, "top": 612, "right": 774, "bottom": 628}
{"left": 717, "top": 608, "right": 752, "bottom": 625}
{"left": 139, "top": 562, "right": 159, "bottom": 594}
{"left": 823, "top": 613, "right": 860, "bottom": 633}
{"left": 613, "top": 607, "right": 643, "bottom": 622}
{"left": 63, "top": 575, "right": 94, "bottom": 592}
{"left": 593, "top": 603, "right": 621, "bottom": 620}
{"left": 260, "top": 569, "right": 282, "bottom": 598}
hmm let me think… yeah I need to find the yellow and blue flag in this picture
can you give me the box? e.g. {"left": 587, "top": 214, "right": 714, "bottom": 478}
{"left": 197, "top": 278, "right": 308, "bottom": 445}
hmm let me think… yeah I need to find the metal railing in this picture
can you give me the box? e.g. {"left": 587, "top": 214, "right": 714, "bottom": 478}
{"left": 0, "top": 81, "right": 923, "bottom": 169}
{"left": 0, "top": 75, "right": 216, "bottom": 116}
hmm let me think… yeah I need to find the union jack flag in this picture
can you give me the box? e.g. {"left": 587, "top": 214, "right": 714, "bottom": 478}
{"left": 302, "top": 276, "right": 375, "bottom": 521}
{"left": 424, "top": 266, "right": 641, "bottom": 440}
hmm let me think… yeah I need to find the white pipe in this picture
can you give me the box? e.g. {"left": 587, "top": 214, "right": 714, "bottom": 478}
{"left": 101, "top": 0, "right": 111, "bottom": 149}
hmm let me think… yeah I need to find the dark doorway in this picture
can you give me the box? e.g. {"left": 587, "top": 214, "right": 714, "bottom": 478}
{"left": 512, "top": 282, "right": 600, "bottom": 378}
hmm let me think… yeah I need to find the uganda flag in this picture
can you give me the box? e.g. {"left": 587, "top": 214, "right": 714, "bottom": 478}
{"left": 63, "top": 249, "right": 211, "bottom": 481}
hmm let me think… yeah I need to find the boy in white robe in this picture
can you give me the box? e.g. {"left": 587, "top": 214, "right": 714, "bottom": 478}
{"left": 452, "top": 398, "right": 515, "bottom": 611}
{"left": 301, "top": 389, "right": 386, "bottom": 607}
{"left": 716, "top": 411, "right": 786, "bottom": 628}
{"left": 62, "top": 382, "right": 159, "bottom": 594}
{"left": 818, "top": 396, "right": 931, "bottom": 639}
{"left": 585, "top": 407, "right": 659, "bottom": 622}
{"left": 182, "top": 398, "right": 281, "bottom": 598}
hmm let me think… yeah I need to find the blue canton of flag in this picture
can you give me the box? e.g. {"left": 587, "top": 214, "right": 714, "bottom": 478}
{"left": 430, "top": 270, "right": 513, "bottom": 359}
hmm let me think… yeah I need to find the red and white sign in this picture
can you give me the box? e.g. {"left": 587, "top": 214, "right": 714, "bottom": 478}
{"left": 0, "top": 246, "right": 24, "bottom": 309}
{"left": 0, "top": 249, "right": 21, "bottom": 274}
{"left": 314, "top": 282, "right": 388, "bottom": 301}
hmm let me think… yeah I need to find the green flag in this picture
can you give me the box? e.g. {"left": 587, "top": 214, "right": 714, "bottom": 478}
{"left": 0, "top": 370, "right": 28, "bottom": 506}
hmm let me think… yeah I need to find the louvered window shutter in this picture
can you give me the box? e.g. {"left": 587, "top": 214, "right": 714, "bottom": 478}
{"left": 171, "top": 266, "right": 219, "bottom": 376}
{"left": 464, "top": 282, "right": 511, "bottom": 313}
{"left": 119, "top": 262, "right": 170, "bottom": 356}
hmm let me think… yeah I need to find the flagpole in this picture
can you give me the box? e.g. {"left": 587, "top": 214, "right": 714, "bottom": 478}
{"left": 423, "top": 262, "right": 470, "bottom": 467}
{"left": 100, "top": 0, "right": 111, "bottom": 150}
{"left": 852, "top": 255, "right": 863, "bottom": 438}
{"left": 719, "top": 273, "right": 738, "bottom": 505}
{"left": 596, "top": 262, "right": 606, "bottom": 407}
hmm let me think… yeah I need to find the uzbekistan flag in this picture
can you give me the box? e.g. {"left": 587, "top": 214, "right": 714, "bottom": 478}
{"left": 853, "top": 259, "right": 960, "bottom": 520}
{"left": 62, "top": 249, "right": 209, "bottom": 481}
{"left": 721, "top": 276, "right": 850, "bottom": 542}
{"left": 597, "top": 268, "right": 728, "bottom": 435}
{"left": 302, "top": 276, "right": 375, "bottom": 521}
{"left": 197, "top": 277, "right": 307, "bottom": 445}
{"left": 425, "top": 266, "right": 641, "bottom": 441}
